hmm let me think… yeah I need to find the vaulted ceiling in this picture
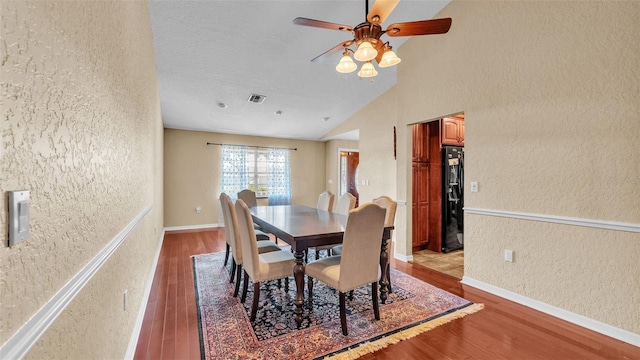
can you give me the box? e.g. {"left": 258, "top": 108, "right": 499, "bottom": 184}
{"left": 148, "top": 0, "right": 450, "bottom": 141}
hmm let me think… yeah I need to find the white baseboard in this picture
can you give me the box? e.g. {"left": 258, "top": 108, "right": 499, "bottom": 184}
{"left": 461, "top": 276, "right": 640, "bottom": 347}
{"left": 164, "top": 223, "right": 220, "bottom": 232}
{"left": 125, "top": 228, "right": 166, "bottom": 360}
{"left": 0, "top": 206, "right": 152, "bottom": 360}
{"left": 394, "top": 253, "right": 413, "bottom": 263}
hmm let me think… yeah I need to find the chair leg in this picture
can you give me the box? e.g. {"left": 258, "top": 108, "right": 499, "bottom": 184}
{"left": 307, "top": 276, "right": 314, "bottom": 309}
{"left": 224, "top": 243, "right": 230, "bottom": 266}
{"left": 371, "top": 282, "right": 380, "bottom": 320}
{"left": 284, "top": 276, "right": 289, "bottom": 292}
{"left": 348, "top": 289, "right": 354, "bottom": 301}
{"left": 233, "top": 264, "right": 242, "bottom": 297}
{"left": 250, "top": 282, "right": 260, "bottom": 322}
{"left": 315, "top": 249, "right": 320, "bottom": 260}
{"left": 241, "top": 270, "right": 250, "bottom": 303}
{"left": 386, "top": 263, "right": 393, "bottom": 294}
{"left": 339, "top": 292, "right": 348, "bottom": 335}
{"left": 229, "top": 259, "right": 236, "bottom": 283}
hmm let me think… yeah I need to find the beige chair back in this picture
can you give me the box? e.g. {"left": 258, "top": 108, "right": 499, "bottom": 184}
{"left": 317, "top": 191, "right": 335, "bottom": 211}
{"left": 235, "top": 199, "right": 261, "bottom": 279}
{"left": 220, "top": 193, "right": 244, "bottom": 264}
{"left": 372, "top": 196, "right": 397, "bottom": 227}
{"left": 335, "top": 193, "right": 357, "bottom": 215}
{"left": 237, "top": 189, "right": 258, "bottom": 208}
{"left": 338, "top": 202, "right": 386, "bottom": 292}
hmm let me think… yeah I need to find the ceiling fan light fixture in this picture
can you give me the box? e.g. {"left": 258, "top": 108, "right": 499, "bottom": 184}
{"left": 335, "top": 51, "right": 357, "bottom": 73}
{"left": 354, "top": 40, "right": 378, "bottom": 62}
{"left": 379, "top": 48, "right": 401, "bottom": 68}
{"left": 357, "top": 61, "right": 378, "bottom": 78}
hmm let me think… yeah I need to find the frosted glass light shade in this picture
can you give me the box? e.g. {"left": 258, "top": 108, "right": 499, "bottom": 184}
{"left": 354, "top": 41, "right": 378, "bottom": 62}
{"left": 379, "top": 49, "right": 401, "bottom": 67}
{"left": 336, "top": 53, "right": 357, "bottom": 73}
{"left": 357, "top": 61, "right": 378, "bottom": 78}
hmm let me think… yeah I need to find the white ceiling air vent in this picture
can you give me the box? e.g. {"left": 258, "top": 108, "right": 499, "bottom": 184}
{"left": 247, "top": 93, "right": 266, "bottom": 104}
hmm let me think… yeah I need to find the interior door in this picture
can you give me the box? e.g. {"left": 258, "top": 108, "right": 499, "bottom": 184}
{"left": 340, "top": 151, "right": 359, "bottom": 207}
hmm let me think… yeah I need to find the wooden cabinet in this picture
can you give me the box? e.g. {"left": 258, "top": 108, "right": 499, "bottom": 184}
{"left": 413, "top": 116, "right": 465, "bottom": 252}
{"left": 441, "top": 116, "right": 465, "bottom": 146}
{"left": 412, "top": 121, "right": 430, "bottom": 162}
{"left": 412, "top": 162, "right": 429, "bottom": 248}
{"left": 412, "top": 121, "right": 443, "bottom": 252}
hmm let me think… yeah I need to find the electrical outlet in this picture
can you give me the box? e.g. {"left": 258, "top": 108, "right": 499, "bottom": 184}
{"left": 123, "top": 290, "right": 128, "bottom": 311}
{"left": 196, "top": 207, "right": 201, "bottom": 214}
{"left": 504, "top": 249, "right": 514, "bottom": 262}
{"left": 471, "top": 182, "right": 478, "bottom": 192}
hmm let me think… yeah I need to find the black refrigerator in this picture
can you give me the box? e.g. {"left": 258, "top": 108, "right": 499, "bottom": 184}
{"left": 442, "top": 146, "right": 464, "bottom": 253}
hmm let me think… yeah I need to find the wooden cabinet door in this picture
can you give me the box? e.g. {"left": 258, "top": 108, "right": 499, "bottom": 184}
{"left": 441, "top": 117, "right": 465, "bottom": 146}
{"left": 412, "top": 122, "right": 430, "bottom": 162}
{"left": 412, "top": 162, "right": 430, "bottom": 249}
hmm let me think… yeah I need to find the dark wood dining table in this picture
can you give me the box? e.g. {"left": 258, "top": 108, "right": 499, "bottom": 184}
{"left": 250, "top": 204, "right": 394, "bottom": 327}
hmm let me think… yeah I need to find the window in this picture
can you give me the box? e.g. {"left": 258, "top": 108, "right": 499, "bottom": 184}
{"left": 246, "top": 149, "right": 269, "bottom": 197}
{"left": 220, "top": 145, "right": 292, "bottom": 205}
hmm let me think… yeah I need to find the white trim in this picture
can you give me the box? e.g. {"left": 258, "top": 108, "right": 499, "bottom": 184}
{"left": 461, "top": 276, "right": 640, "bottom": 347}
{"left": 336, "top": 147, "right": 359, "bottom": 196}
{"left": 164, "top": 223, "right": 219, "bottom": 232}
{"left": 0, "top": 206, "right": 152, "bottom": 360}
{"left": 464, "top": 208, "right": 640, "bottom": 233}
{"left": 394, "top": 253, "right": 413, "bottom": 262}
{"left": 125, "top": 228, "right": 165, "bottom": 360}
{"left": 396, "top": 200, "right": 406, "bottom": 205}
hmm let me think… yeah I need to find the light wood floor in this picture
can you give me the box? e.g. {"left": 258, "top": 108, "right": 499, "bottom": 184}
{"left": 411, "top": 249, "right": 464, "bottom": 278}
{"left": 134, "top": 229, "right": 638, "bottom": 359}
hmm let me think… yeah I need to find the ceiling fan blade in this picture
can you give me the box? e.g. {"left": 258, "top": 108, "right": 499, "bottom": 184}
{"left": 367, "top": 0, "right": 400, "bottom": 24}
{"left": 293, "top": 17, "right": 353, "bottom": 32}
{"left": 385, "top": 18, "right": 452, "bottom": 37}
{"left": 311, "top": 40, "right": 355, "bottom": 62}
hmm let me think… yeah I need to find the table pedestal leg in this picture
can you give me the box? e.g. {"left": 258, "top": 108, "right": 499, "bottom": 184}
{"left": 379, "top": 237, "right": 389, "bottom": 304}
{"left": 293, "top": 250, "right": 305, "bottom": 328}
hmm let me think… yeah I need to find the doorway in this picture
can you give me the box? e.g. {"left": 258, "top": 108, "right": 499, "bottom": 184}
{"left": 338, "top": 149, "right": 359, "bottom": 207}
{"left": 410, "top": 115, "right": 465, "bottom": 278}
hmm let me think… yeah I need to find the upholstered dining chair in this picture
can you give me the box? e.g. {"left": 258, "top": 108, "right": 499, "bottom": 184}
{"left": 316, "top": 190, "right": 335, "bottom": 212}
{"left": 235, "top": 199, "right": 297, "bottom": 322}
{"left": 306, "top": 190, "right": 336, "bottom": 261}
{"left": 332, "top": 196, "right": 397, "bottom": 292}
{"left": 237, "top": 189, "right": 272, "bottom": 241}
{"left": 314, "top": 192, "right": 357, "bottom": 260}
{"left": 219, "top": 193, "right": 281, "bottom": 297}
{"left": 306, "top": 202, "right": 387, "bottom": 335}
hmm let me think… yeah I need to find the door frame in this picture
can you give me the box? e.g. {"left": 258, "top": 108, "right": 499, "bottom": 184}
{"left": 337, "top": 148, "right": 359, "bottom": 200}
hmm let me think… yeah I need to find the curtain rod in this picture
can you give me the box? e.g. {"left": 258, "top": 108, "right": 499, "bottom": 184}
{"left": 206, "top": 142, "right": 297, "bottom": 151}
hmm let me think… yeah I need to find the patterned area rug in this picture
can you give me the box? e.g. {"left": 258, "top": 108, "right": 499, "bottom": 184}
{"left": 193, "top": 251, "right": 482, "bottom": 360}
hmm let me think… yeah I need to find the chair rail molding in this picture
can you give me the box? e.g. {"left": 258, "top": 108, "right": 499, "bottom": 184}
{"left": 463, "top": 208, "right": 639, "bottom": 233}
{"left": 0, "top": 205, "right": 153, "bottom": 360}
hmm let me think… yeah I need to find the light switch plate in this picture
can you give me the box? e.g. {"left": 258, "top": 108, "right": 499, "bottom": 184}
{"left": 9, "top": 190, "right": 30, "bottom": 246}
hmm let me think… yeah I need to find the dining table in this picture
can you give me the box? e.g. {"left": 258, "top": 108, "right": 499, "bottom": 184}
{"left": 249, "top": 204, "right": 394, "bottom": 328}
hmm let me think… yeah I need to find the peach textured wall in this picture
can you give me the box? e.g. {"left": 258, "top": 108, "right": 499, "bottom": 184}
{"left": 332, "top": 1, "right": 639, "bottom": 334}
{"left": 164, "top": 129, "right": 326, "bottom": 227}
{"left": 0, "top": 1, "right": 163, "bottom": 358}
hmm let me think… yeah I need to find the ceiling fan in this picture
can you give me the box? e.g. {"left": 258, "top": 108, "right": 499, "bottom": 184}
{"left": 293, "top": 0, "right": 452, "bottom": 78}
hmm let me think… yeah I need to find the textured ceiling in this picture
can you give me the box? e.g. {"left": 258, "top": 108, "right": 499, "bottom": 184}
{"left": 148, "top": 0, "right": 449, "bottom": 141}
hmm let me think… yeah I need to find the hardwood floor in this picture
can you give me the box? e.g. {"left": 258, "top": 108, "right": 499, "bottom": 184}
{"left": 134, "top": 229, "right": 638, "bottom": 359}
